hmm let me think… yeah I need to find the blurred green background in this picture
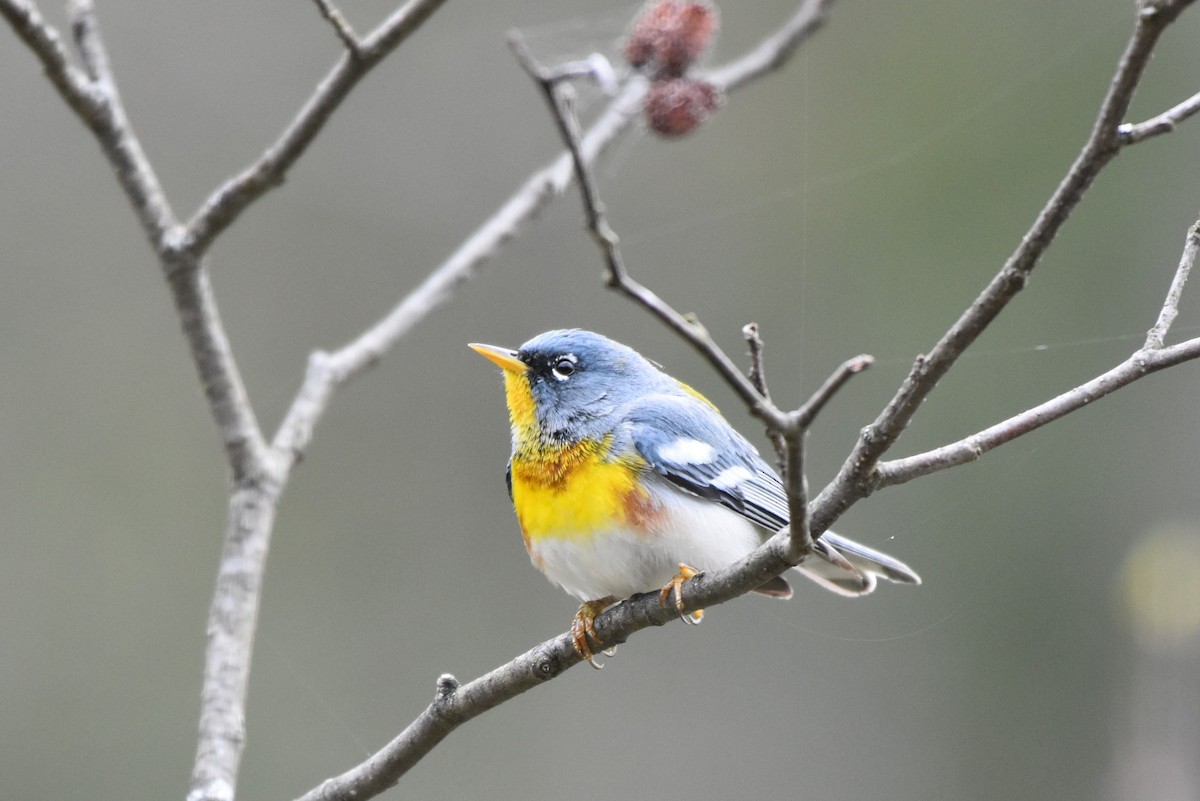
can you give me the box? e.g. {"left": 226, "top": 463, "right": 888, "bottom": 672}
{"left": 3, "top": 1, "right": 1200, "bottom": 799}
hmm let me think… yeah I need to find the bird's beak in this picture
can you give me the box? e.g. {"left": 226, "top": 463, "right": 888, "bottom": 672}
{"left": 469, "top": 342, "right": 528, "bottom": 373}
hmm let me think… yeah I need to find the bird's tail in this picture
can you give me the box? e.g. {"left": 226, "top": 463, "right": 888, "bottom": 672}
{"left": 795, "top": 531, "right": 921, "bottom": 597}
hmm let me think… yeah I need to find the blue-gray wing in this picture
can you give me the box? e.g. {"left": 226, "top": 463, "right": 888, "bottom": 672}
{"left": 619, "top": 393, "right": 921, "bottom": 595}
{"left": 620, "top": 395, "right": 789, "bottom": 531}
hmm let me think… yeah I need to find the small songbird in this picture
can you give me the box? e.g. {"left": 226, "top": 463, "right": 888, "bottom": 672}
{"left": 470, "top": 329, "right": 919, "bottom": 666}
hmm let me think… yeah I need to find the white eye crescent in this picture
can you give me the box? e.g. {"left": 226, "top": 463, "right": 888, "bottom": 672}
{"left": 552, "top": 354, "right": 578, "bottom": 380}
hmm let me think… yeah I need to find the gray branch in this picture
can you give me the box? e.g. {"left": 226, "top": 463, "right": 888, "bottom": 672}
{"left": 179, "top": 0, "right": 449, "bottom": 259}
{"left": 877, "top": 216, "right": 1200, "bottom": 486}
{"left": 1119, "top": 89, "right": 1200, "bottom": 144}
{"left": 810, "top": 0, "right": 1197, "bottom": 535}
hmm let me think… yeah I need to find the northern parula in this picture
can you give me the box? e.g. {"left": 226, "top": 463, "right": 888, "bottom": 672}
{"left": 471, "top": 329, "right": 919, "bottom": 665}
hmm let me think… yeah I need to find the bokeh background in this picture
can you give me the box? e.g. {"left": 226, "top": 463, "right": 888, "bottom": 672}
{"left": 3, "top": 1, "right": 1200, "bottom": 799}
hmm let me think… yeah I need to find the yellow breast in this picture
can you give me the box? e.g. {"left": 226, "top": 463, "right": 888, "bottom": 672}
{"left": 511, "top": 436, "right": 660, "bottom": 544}
{"left": 503, "top": 371, "right": 658, "bottom": 545}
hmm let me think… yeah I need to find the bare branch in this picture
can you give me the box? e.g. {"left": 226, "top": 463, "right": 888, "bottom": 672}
{"left": 742, "top": 323, "right": 788, "bottom": 466}
{"left": 875, "top": 337, "right": 1200, "bottom": 487}
{"left": 792, "top": 354, "right": 874, "bottom": 429}
{"left": 179, "top": 0, "right": 449, "bottom": 258}
{"left": 312, "top": 0, "right": 361, "bottom": 55}
{"left": 510, "top": 31, "right": 787, "bottom": 430}
{"left": 0, "top": 0, "right": 97, "bottom": 120}
{"left": 706, "top": 0, "right": 835, "bottom": 91}
{"left": 781, "top": 428, "right": 812, "bottom": 555}
{"left": 167, "top": 264, "right": 269, "bottom": 479}
{"left": 1119, "top": 89, "right": 1200, "bottom": 144}
{"left": 871, "top": 207, "right": 1200, "bottom": 488}
{"left": 742, "top": 323, "right": 772, "bottom": 398}
{"left": 779, "top": 355, "right": 872, "bottom": 554}
{"left": 4, "top": 0, "right": 180, "bottom": 246}
{"left": 1145, "top": 218, "right": 1199, "bottom": 349}
{"left": 811, "top": 1, "right": 1196, "bottom": 535}
{"left": 190, "top": 483, "right": 280, "bottom": 801}
{"left": 293, "top": 518, "right": 810, "bottom": 801}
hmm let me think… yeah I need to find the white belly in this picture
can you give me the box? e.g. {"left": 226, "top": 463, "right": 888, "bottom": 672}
{"left": 527, "top": 482, "right": 766, "bottom": 602}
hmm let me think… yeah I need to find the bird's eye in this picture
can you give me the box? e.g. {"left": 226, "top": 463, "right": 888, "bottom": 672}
{"left": 551, "top": 356, "right": 577, "bottom": 380}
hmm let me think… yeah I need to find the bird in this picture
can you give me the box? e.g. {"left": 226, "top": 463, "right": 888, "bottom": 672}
{"left": 470, "top": 329, "right": 919, "bottom": 666}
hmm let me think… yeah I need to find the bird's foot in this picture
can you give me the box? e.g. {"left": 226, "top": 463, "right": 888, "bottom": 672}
{"left": 571, "top": 597, "right": 617, "bottom": 669}
{"left": 659, "top": 563, "right": 704, "bottom": 625}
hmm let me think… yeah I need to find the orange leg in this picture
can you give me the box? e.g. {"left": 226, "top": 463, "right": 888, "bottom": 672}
{"left": 571, "top": 597, "right": 616, "bottom": 669}
{"left": 659, "top": 563, "right": 704, "bottom": 625}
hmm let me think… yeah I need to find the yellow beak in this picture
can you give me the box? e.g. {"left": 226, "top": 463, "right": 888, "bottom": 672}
{"left": 469, "top": 342, "right": 528, "bottom": 373}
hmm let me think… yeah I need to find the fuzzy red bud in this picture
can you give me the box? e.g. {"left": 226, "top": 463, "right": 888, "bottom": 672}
{"left": 624, "top": 1, "right": 719, "bottom": 78}
{"left": 644, "top": 78, "right": 722, "bottom": 137}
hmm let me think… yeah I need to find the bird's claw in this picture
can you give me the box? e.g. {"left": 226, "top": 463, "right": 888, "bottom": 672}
{"left": 659, "top": 563, "right": 704, "bottom": 625}
{"left": 571, "top": 598, "right": 616, "bottom": 669}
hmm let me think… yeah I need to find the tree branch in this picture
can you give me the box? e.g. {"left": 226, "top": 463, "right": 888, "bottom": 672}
{"left": 875, "top": 337, "right": 1200, "bottom": 487}
{"left": 293, "top": 513, "right": 812, "bottom": 801}
{"left": 270, "top": 78, "right": 646, "bottom": 460}
{"left": 56, "top": 0, "right": 178, "bottom": 246}
{"left": 877, "top": 215, "right": 1200, "bottom": 486}
{"left": 810, "top": 0, "right": 1197, "bottom": 535}
{"left": 190, "top": 483, "right": 280, "bottom": 801}
{"left": 312, "top": 0, "right": 362, "bottom": 55}
{"left": 1119, "top": 89, "right": 1200, "bottom": 144}
{"left": 0, "top": 0, "right": 98, "bottom": 128}
{"left": 742, "top": 322, "right": 788, "bottom": 466}
{"left": 178, "top": 0, "right": 449, "bottom": 259}
{"left": 1145, "top": 218, "right": 1199, "bottom": 349}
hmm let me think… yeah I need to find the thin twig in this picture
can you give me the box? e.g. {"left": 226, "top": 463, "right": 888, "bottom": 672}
{"left": 875, "top": 337, "right": 1200, "bottom": 487}
{"left": 792, "top": 354, "right": 874, "bottom": 429}
{"left": 780, "top": 355, "right": 872, "bottom": 554}
{"left": 871, "top": 209, "right": 1200, "bottom": 489}
{"left": 312, "top": 0, "right": 361, "bottom": 55}
{"left": 781, "top": 429, "right": 811, "bottom": 555}
{"left": 275, "top": 0, "right": 840, "bottom": 462}
{"left": 706, "top": 0, "right": 835, "bottom": 91}
{"left": 743, "top": 323, "right": 788, "bottom": 466}
{"left": 66, "top": 0, "right": 178, "bottom": 247}
{"left": 1145, "top": 218, "right": 1199, "bottom": 349}
{"left": 0, "top": 0, "right": 97, "bottom": 119}
{"left": 1119, "top": 89, "right": 1200, "bottom": 144}
{"left": 179, "top": 0, "right": 449, "bottom": 259}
